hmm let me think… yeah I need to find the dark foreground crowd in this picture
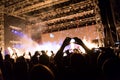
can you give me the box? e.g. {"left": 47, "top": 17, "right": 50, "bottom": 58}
{"left": 0, "top": 37, "right": 120, "bottom": 80}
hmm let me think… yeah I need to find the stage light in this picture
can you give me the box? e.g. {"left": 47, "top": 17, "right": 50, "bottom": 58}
{"left": 11, "top": 29, "right": 24, "bottom": 37}
{"left": 50, "top": 33, "right": 54, "bottom": 38}
{"left": 70, "top": 38, "right": 75, "bottom": 43}
{"left": 11, "top": 30, "right": 15, "bottom": 32}
{"left": 14, "top": 30, "right": 17, "bottom": 34}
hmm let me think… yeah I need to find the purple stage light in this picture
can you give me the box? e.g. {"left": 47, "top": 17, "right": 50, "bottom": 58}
{"left": 11, "top": 29, "right": 24, "bottom": 37}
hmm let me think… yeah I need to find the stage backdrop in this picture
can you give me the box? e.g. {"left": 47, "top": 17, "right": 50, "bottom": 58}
{"left": 41, "top": 25, "right": 103, "bottom": 53}
{"left": 41, "top": 25, "right": 100, "bottom": 44}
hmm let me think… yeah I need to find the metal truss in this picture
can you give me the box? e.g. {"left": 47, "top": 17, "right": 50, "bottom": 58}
{"left": 0, "top": 5, "right": 5, "bottom": 54}
{"left": 4, "top": 0, "right": 69, "bottom": 20}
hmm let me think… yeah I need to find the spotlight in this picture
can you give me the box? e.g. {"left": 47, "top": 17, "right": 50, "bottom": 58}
{"left": 11, "top": 30, "right": 15, "bottom": 32}
{"left": 50, "top": 33, "right": 54, "bottom": 38}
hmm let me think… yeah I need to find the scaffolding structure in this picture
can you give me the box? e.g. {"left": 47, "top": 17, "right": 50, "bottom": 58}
{"left": 0, "top": 5, "right": 5, "bottom": 55}
{"left": 0, "top": 0, "right": 105, "bottom": 51}
{"left": 92, "top": 0, "right": 105, "bottom": 47}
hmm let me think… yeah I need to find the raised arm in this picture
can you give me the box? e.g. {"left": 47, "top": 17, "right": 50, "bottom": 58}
{"left": 73, "top": 37, "right": 91, "bottom": 53}
{"left": 54, "top": 37, "right": 71, "bottom": 64}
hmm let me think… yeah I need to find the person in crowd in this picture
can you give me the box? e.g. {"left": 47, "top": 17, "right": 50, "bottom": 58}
{"left": 49, "top": 51, "right": 55, "bottom": 63}
{"left": 29, "top": 64, "right": 55, "bottom": 80}
{"left": 13, "top": 56, "right": 28, "bottom": 80}
{"left": 0, "top": 48, "right": 3, "bottom": 69}
{"left": 0, "top": 37, "right": 120, "bottom": 80}
{"left": 39, "top": 50, "right": 50, "bottom": 66}
{"left": 54, "top": 37, "right": 91, "bottom": 80}
{"left": 0, "top": 68, "right": 4, "bottom": 80}
{"left": 30, "top": 51, "right": 40, "bottom": 69}
{"left": 2, "top": 54, "right": 14, "bottom": 80}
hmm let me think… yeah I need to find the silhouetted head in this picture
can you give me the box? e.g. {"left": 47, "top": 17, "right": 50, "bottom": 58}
{"left": 34, "top": 51, "right": 40, "bottom": 56}
{"left": 29, "top": 64, "right": 55, "bottom": 80}
{"left": 16, "top": 56, "right": 26, "bottom": 63}
{"left": 5, "top": 54, "right": 11, "bottom": 60}
{"left": 70, "top": 53, "right": 86, "bottom": 67}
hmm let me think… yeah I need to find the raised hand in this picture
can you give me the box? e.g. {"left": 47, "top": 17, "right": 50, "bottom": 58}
{"left": 73, "top": 37, "right": 91, "bottom": 53}
{"left": 62, "top": 37, "right": 71, "bottom": 47}
{"left": 54, "top": 37, "right": 71, "bottom": 62}
{"left": 73, "top": 37, "right": 83, "bottom": 45}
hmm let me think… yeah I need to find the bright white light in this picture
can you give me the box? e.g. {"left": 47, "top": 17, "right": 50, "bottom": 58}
{"left": 70, "top": 39, "right": 75, "bottom": 43}
{"left": 7, "top": 47, "right": 13, "bottom": 56}
{"left": 50, "top": 33, "right": 54, "bottom": 38}
{"left": 7, "top": 47, "right": 17, "bottom": 59}
{"left": 40, "top": 42, "right": 61, "bottom": 54}
{"left": 63, "top": 52, "right": 67, "bottom": 56}
{"left": 70, "top": 43, "right": 74, "bottom": 50}
{"left": 24, "top": 50, "right": 31, "bottom": 59}
{"left": 70, "top": 39, "right": 75, "bottom": 50}
{"left": 46, "top": 51, "right": 52, "bottom": 57}
{"left": 13, "top": 48, "right": 22, "bottom": 57}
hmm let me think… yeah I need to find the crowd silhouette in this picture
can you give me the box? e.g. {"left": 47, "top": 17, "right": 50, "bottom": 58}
{"left": 0, "top": 37, "right": 120, "bottom": 80}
